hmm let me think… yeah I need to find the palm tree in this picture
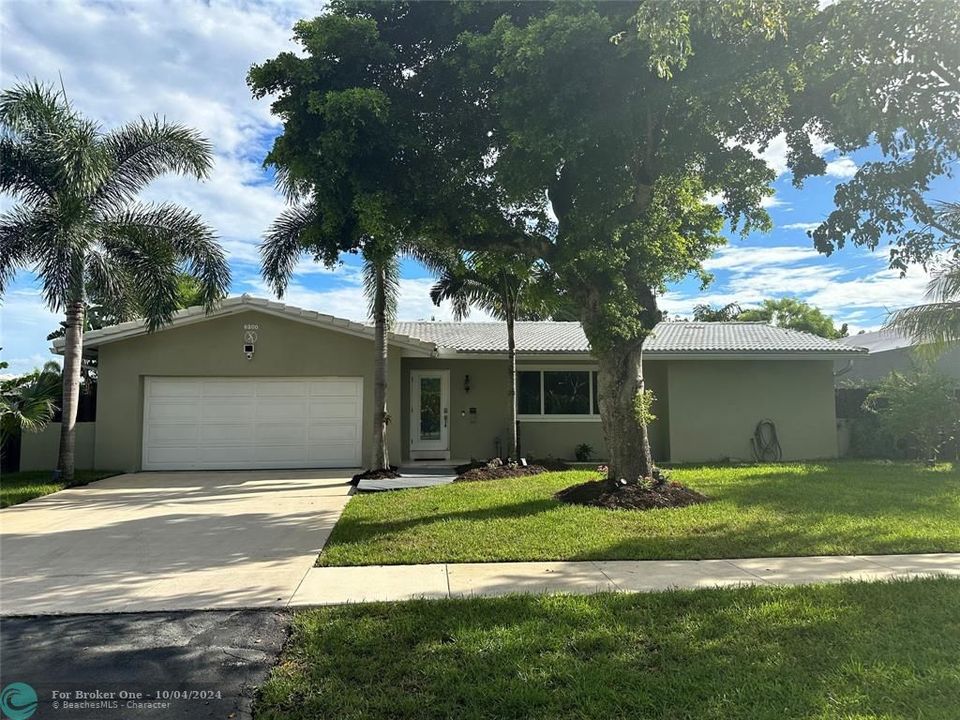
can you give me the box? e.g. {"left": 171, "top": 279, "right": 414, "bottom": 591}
{"left": 0, "top": 81, "right": 229, "bottom": 481}
{"left": 888, "top": 201, "right": 960, "bottom": 348}
{"left": 362, "top": 238, "right": 401, "bottom": 470}
{"left": 430, "top": 252, "right": 552, "bottom": 460}
{"left": 0, "top": 361, "right": 61, "bottom": 447}
{"left": 262, "top": 206, "right": 450, "bottom": 471}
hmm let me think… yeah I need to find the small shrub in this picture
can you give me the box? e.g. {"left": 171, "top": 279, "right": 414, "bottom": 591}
{"left": 574, "top": 443, "right": 593, "bottom": 462}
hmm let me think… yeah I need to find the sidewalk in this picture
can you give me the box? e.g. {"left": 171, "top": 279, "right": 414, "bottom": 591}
{"left": 289, "top": 553, "right": 960, "bottom": 606}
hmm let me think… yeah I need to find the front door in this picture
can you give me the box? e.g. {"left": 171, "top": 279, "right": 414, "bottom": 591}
{"left": 410, "top": 370, "right": 450, "bottom": 459}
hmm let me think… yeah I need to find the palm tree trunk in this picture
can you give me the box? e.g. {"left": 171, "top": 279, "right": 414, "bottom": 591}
{"left": 371, "top": 269, "right": 390, "bottom": 470}
{"left": 58, "top": 300, "right": 84, "bottom": 483}
{"left": 507, "top": 311, "right": 519, "bottom": 459}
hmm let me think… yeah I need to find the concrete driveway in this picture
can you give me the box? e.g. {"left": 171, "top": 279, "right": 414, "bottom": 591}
{"left": 0, "top": 470, "right": 353, "bottom": 615}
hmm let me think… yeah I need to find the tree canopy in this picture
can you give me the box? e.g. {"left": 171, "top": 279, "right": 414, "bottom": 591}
{"left": 250, "top": 0, "right": 959, "bottom": 482}
{"left": 694, "top": 297, "right": 847, "bottom": 339}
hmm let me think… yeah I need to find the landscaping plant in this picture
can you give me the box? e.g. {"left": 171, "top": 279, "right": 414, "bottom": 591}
{"left": 863, "top": 369, "right": 960, "bottom": 462}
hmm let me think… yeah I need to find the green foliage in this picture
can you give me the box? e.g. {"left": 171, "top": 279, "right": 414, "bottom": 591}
{"left": 633, "top": 388, "right": 657, "bottom": 426}
{"left": 864, "top": 370, "right": 960, "bottom": 460}
{"left": 574, "top": 443, "right": 592, "bottom": 462}
{"left": 735, "top": 297, "right": 848, "bottom": 339}
{"left": 0, "top": 80, "right": 229, "bottom": 327}
{"left": 0, "top": 362, "right": 61, "bottom": 441}
{"left": 692, "top": 302, "right": 742, "bottom": 322}
{"left": 888, "top": 201, "right": 960, "bottom": 350}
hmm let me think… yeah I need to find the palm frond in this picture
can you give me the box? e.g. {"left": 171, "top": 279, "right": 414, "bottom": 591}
{"left": 888, "top": 301, "right": 960, "bottom": 349}
{"left": 0, "top": 206, "right": 37, "bottom": 294}
{"left": 260, "top": 202, "right": 320, "bottom": 297}
{"left": 0, "top": 137, "right": 57, "bottom": 206}
{"left": 96, "top": 117, "right": 214, "bottom": 210}
{"left": 362, "top": 245, "right": 401, "bottom": 326}
{"left": 99, "top": 202, "right": 229, "bottom": 327}
{"left": 0, "top": 80, "right": 75, "bottom": 137}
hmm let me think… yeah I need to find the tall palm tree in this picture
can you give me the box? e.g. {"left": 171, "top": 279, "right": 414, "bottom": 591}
{"left": 888, "top": 201, "right": 960, "bottom": 348}
{"left": 430, "top": 252, "right": 552, "bottom": 460}
{"left": 362, "top": 238, "right": 401, "bottom": 471}
{"left": 262, "top": 207, "right": 450, "bottom": 471}
{"left": 0, "top": 81, "right": 229, "bottom": 481}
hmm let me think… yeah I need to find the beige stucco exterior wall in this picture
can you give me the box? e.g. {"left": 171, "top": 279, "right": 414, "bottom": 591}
{"left": 399, "top": 357, "right": 670, "bottom": 462}
{"left": 19, "top": 422, "right": 96, "bottom": 471}
{"left": 94, "top": 310, "right": 402, "bottom": 471}
{"left": 666, "top": 359, "right": 838, "bottom": 463}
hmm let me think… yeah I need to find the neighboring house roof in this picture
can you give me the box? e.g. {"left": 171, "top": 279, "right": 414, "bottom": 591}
{"left": 837, "top": 328, "right": 915, "bottom": 353}
{"left": 58, "top": 295, "right": 866, "bottom": 359}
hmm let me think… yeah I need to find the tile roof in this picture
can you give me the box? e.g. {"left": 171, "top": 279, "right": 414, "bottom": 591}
{"left": 645, "top": 322, "right": 866, "bottom": 354}
{"left": 837, "top": 328, "right": 914, "bottom": 353}
{"left": 393, "top": 322, "right": 590, "bottom": 353}
{"left": 394, "top": 320, "right": 866, "bottom": 355}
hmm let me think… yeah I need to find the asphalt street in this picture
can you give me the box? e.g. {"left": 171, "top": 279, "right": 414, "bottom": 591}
{"left": 0, "top": 610, "right": 289, "bottom": 720}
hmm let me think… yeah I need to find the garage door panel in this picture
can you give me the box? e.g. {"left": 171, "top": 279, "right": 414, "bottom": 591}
{"left": 256, "top": 422, "right": 309, "bottom": 443}
{"left": 143, "top": 377, "right": 362, "bottom": 471}
{"left": 308, "top": 380, "right": 360, "bottom": 397}
{"left": 198, "top": 423, "right": 256, "bottom": 444}
{"left": 201, "top": 400, "right": 256, "bottom": 421}
{"left": 147, "top": 423, "right": 199, "bottom": 443}
{"left": 148, "top": 400, "right": 200, "bottom": 421}
{"left": 308, "top": 399, "right": 360, "bottom": 418}
{"left": 306, "top": 423, "right": 359, "bottom": 444}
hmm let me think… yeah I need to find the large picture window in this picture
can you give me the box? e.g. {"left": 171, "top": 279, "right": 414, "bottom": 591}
{"left": 517, "top": 369, "right": 600, "bottom": 418}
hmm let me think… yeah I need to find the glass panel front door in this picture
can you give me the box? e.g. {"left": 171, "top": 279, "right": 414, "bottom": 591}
{"left": 410, "top": 370, "right": 449, "bottom": 456}
{"left": 419, "top": 377, "right": 442, "bottom": 441}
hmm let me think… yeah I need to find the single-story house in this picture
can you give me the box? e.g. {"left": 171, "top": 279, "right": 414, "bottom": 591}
{"left": 21, "top": 295, "right": 865, "bottom": 472}
{"left": 835, "top": 328, "right": 960, "bottom": 385}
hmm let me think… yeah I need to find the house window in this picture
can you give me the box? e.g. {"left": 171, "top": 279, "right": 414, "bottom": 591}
{"left": 517, "top": 368, "right": 600, "bottom": 418}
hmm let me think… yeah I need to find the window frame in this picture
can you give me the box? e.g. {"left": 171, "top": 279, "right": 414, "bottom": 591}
{"left": 516, "top": 365, "right": 601, "bottom": 422}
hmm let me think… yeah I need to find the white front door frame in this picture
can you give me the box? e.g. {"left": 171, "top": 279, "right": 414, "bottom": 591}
{"left": 409, "top": 369, "right": 450, "bottom": 460}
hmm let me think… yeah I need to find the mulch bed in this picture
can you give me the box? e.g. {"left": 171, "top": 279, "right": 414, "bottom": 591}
{"left": 555, "top": 479, "right": 708, "bottom": 511}
{"left": 350, "top": 467, "right": 401, "bottom": 485}
{"left": 455, "top": 465, "right": 548, "bottom": 482}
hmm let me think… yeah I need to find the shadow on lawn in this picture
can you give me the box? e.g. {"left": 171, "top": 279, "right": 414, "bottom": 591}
{"left": 257, "top": 579, "right": 960, "bottom": 720}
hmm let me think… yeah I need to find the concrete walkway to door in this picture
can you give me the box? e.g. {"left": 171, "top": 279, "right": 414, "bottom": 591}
{"left": 0, "top": 470, "right": 353, "bottom": 616}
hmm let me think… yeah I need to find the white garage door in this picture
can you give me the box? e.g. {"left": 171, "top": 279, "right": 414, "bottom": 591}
{"left": 142, "top": 377, "right": 363, "bottom": 470}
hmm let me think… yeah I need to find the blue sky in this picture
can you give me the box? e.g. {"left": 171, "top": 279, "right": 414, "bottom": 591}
{"left": 1, "top": 0, "right": 956, "bottom": 375}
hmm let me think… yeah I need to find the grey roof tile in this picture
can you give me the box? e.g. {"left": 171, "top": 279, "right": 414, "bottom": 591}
{"left": 394, "top": 320, "right": 865, "bottom": 355}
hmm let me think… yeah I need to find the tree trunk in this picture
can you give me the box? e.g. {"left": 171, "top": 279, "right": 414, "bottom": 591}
{"left": 371, "top": 278, "right": 390, "bottom": 471}
{"left": 507, "top": 312, "right": 518, "bottom": 459}
{"left": 57, "top": 301, "right": 84, "bottom": 483}
{"left": 595, "top": 341, "right": 654, "bottom": 486}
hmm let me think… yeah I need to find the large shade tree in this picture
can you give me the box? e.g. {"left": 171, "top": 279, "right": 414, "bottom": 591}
{"left": 0, "top": 81, "right": 229, "bottom": 481}
{"left": 252, "top": 1, "right": 959, "bottom": 485}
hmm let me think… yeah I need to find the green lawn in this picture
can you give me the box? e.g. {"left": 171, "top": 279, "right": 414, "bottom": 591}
{"left": 319, "top": 461, "right": 960, "bottom": 565}
{"left": 255, "top": 578, "right": 960, "bottom": 720}
{"left": 0, "top": 470, "right": 119, "bottom": 508}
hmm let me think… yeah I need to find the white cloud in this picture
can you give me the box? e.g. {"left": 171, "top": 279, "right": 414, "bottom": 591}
{"left": 824, "top": 156, "right": 858, "bottom": 179}
{"left": 0, "top": 285, "right": 62, "bottom": 375}
{"left": 703, "top": 245, "right": 821, "bottom": 271}
{"left": 780, "top": 222, "right": 821, "bottom": 232}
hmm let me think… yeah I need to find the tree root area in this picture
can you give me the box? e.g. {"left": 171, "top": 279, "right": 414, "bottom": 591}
{"left": 555, "top": 479, "right": 708, "bottom": 510}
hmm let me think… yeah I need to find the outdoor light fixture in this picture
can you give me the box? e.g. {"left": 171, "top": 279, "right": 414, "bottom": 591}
{"left": 464, "top": 374, "right": 471, "bottom": 393}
